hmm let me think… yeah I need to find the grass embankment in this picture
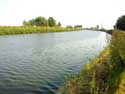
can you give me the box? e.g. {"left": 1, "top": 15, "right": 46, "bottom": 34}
{"left": 0, "top": 26, "right": 82, "bottom": 35}
{"left": 109, "top": 30, "right": 125, "bottom": 94}
{"left": 60, "top": 30, "right": 125, "bottom": 94}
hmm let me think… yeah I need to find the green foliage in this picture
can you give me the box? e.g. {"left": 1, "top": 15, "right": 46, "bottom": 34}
{"left": 59, "top": 28, "right": 125, "bottom": 93}
{"left": 115, "top": 15, "right": 125, "bottom": 30}
{"left": 23, "top": 16, "right": 47, "bottom": 27}
{"left": 110, "top": 30, "right": 125, "bottom": 65}
{"left": 66, "top": 25, "right": 73, "bottom": 29}
{"left": 0, "top": 26, "right": 82, "bottom": 35}
{"left": 90, "top": 72, "right": 99, "bottom": 94}
{"left": 60, "top": 48, "right": 111, "bottom": 94}
{"left": 74, "top": 25, "right": 82, "bottom": 29}
{"left": 29, "top": 19, "right": 35, "bottom": 26}
{"left": 59, "top": 30, "right": 125, "bottom": 94}
{"left": 23, "top": 19, "right": 35, "bottom": 26}
{"left": 48, "top": 17, "right": 56, "bottom": 27}
{"left": 34, "top": 16, "right": 47, "bottom": 26}
{"left": 57, "top": 22, "right": 61, "bottom": 27}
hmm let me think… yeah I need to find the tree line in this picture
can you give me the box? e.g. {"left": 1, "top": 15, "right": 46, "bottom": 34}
{"left": 23, "top": 16, "right": 61, "bottom": 27}
{"left": 23, "top": 16, "right": 83, "bottom": 29}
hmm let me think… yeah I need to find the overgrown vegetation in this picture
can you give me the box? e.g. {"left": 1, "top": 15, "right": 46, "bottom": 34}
{"left": 23, "top": 16, "right": 57, "bottom": 27}
{"left": 59, "top": 30, "right": 125, "bottom": 94}
{"left": 111, "top": 30, "right": 125, "bottom": 64}
{"left": 0, "top": 26, "right": 82, "bottom": 35}
{"left": 107, "top": 30, "right": 125, "bottom": 94}
{"left": 115, "top": 15, "right": 125, "bottom": 30}
{"left": 59, "top": 14, "right": 125, "bottom": 94}
{"left": 59, "top": 48, "right": 112, "bottom": 94}
{"left": 0, "top": 16, "right": 83, "bottom": 35}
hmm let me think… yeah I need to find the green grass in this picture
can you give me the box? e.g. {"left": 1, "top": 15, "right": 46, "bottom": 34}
{"left": 59, "top": 48, "right": 112, "bottom": 94}
{"left": 107, "top": 66, "right": 125, "bottom": 94}
{"left": 107, "top": 30, "right": 125, "bottom": 94}
{"left": 116, "top": 70, "right": 125, "bottom": 94}
{"left": 110, "top": 30, "right": 125, "bottom": 64}
{"left": 0, "top": 26, "right": 83, "bottom": 35}
{"left": 59, "top": 30, "right": 125, "bottom": 94}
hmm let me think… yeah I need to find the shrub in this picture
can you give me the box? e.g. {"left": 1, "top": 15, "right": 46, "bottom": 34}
{"left": 110, "top": 30, "right": 125, "bottom": 65}
{"left": 115, "top": 15, "right": 125, "bottom": 30}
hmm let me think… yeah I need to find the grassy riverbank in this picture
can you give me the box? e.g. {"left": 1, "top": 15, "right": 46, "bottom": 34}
{"left": 60, "top": 30, "right": 125, "bottom": 94}
{"left": 0, "top": 26, "right": 82, "bottom": 35}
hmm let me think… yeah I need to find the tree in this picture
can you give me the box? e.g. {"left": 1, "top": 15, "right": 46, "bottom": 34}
{"left": 23, "top": 20, "right": 33, "bottom": 26}
{"left": 48, "top": 17, "right": 56, "bottom": 27}
{"left": 74, "top": 25, "right": 82, "bottom": 28}
{"left": 23, "top": 16, "right": 60, "bottom": 27}
{"left": 29, "top": 19, "right": 35, "bottom": 26}
{"left": 34, "top": 16, "right": 47, "bottom": 26}
{"left": 66, "top": 25, "right": 73, "bottom": 29}
{"left": 96, "top": 25, "right": 99, "bottom": 29}
{"left": 23, "top": 20, "right": 28, "bottom": 26}
{"left": 115, "top": 15, "right": 125, "bottom": 30}
{"left": 57, "top": 22, "right": 61, "bottom": 27}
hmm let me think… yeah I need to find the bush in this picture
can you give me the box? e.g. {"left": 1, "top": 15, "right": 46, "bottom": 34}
{"left": 110, "top": 30, "right": 125, "bottom": 65}
{"left": 115, "top": 15, "right": 125, "bottom": 30}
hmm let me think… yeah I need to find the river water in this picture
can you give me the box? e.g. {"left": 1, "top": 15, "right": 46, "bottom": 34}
{"left": 0, "top": 30, "right": 107, "bottom": 94}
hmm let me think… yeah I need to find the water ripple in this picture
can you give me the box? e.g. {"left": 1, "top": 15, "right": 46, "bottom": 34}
{"left": 0, "top": 31, "right": 108, "bottom": 94}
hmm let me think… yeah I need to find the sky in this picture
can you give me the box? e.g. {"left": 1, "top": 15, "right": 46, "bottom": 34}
{"left": 0, "top": 0, "right": 125, "bottom": 29}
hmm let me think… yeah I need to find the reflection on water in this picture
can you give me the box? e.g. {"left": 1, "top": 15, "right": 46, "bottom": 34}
{"left": 0, "top": 30, "right": 107, "bottom": 94}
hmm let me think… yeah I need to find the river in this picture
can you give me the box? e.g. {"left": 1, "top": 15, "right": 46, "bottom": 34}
{"left": 0, "top": 30, "right": 107, "bottom": 94}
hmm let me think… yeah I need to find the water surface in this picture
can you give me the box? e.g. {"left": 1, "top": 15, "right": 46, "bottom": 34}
{"left": 0, "top": 30, "right": 107, "bottom": 94}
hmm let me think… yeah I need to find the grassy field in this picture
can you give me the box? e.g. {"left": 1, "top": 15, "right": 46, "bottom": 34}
{"left": 59, "top": 30, "right": 125, "bottom": 94}
{"left": 0, "top": 26, "right": 82, "bottom": 35}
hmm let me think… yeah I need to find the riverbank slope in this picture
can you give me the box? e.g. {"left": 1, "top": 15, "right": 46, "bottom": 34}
{"left": 60, "top": 30, "right": 125, "bottom": 94}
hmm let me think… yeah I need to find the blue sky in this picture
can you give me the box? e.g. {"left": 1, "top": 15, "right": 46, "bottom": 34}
{"left": 0, "top": 0, "right": 125, "bottom": 29}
